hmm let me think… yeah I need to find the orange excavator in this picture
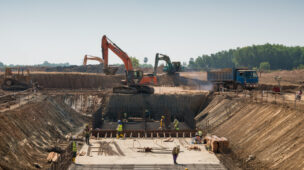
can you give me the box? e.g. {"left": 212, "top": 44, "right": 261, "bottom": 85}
{"left": 101, "top": 35, "right": 157, "bottom": 94}
{"left": 83, "top": 54, "right": 104, "bottom": 65}
{"left": 83, "top": 54, "right": 118, "bottom": 75}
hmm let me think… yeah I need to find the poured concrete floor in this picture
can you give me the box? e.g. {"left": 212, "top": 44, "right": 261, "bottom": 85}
{"left": 69, "top": 138, "right": 226, "bottom": 170}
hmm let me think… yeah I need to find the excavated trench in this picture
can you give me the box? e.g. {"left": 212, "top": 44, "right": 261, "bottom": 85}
{"left": 91, "top": 93, "right": 211, "bottom": 130}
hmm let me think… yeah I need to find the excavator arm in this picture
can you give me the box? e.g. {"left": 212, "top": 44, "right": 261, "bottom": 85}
{"left": 101, "top": 35, "right": 156, "bottom": 94}
{"left": 153, "top": 53, "right": 173, "bottom": 75}
{"left": 83, "top": 55, "right": 104, "bottom": 65}
{"left": 101, "top": 35, "right": 133, "bottom": 71}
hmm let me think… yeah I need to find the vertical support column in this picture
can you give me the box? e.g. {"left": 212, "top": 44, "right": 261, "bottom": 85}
{"left": 97, "top": 132, "right": 99, "bottom": 140}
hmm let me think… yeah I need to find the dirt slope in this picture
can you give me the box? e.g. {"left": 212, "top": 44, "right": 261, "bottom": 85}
{"left": 195, "top": 95, "right": 304, "bottom": 170}
{"left": 0, "top": 96, "right": 86, "bottom": 170}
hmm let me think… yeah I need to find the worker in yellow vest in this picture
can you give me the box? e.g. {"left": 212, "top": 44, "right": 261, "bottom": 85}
{"left": 116, "top": 120, "right": 123, "bottom": 138}
{"left": 173, "top": 118, "right": 179, "bottom": 130}
{"left": 72, "top": 141, "right": 77, "bottom": 163}
{"left": 160, "top": 116, "right": 165, "bottom": 130}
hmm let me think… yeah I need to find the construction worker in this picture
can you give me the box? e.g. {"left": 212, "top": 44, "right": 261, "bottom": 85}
{"left": 193, "top": 132, "right": 202, "bottom": 144}
{"left": 122, "top": 112, "right": 128, "bottom": 123}
{"left": 116, "top": 120, "right": 123, "bottom": 138}
{"left": 72, "top": 141, "right": 77, "bottom": 163}
{"left": 172, "top": 145, "right": 180, "bottom": 164}
{"left": 173, "top": 118, "right": 179, "bottom": 130}
{"left": 198, "top": 130, "right": 203, "bottom": 137}
{"left": 160, "top": 116, "right": 165, "bottom": 130}
{"left": 84, "top": 125, "right": 91, "bottom": 145}
{"left": 296, "top": 89, "right": 302, "bottom": 101}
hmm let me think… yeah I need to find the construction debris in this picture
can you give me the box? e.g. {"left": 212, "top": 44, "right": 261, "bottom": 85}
{"left": 47, "top": 152, "right": 60, "bottom": 163}
{"left": 33, "top": 163, "right": 42, "bottom": 169}
{"left": 163, "top": 137, "right": 174, "bottom": 142}
{"left": 79, "top": 151, "right": 86, "bottom": 156}
{"left": 204, "top": 135, "right": 229, "bottom": 153}
{"left": 187, "top": 145, "right": 201, "bottom": 151}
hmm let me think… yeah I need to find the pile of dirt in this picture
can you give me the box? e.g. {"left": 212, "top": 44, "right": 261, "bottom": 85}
{"left": 0, "top": 96, "right": 86, "bottom": 170}
{"left": 195, "top": 95, "right": 304, "bottom": 169}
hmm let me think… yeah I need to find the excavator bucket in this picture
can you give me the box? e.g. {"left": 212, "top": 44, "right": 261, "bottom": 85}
{"left": 103, "top": 66, "right": 119, "bottom": 75}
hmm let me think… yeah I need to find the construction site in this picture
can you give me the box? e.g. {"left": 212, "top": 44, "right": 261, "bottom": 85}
{"left": 0, "top": 33, "right": 303, "bottom": 170}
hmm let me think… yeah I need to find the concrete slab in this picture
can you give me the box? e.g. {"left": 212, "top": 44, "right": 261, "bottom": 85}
{"left": 72, "top": 138, "right": 225, "bottom": 169}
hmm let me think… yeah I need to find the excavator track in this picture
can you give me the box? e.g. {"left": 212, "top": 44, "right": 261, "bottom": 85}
{"left": 1, "top": 78, "right": 31, "bottom": 91}
{"left": 113, "top": 85, "right": 154, "bottom": 94}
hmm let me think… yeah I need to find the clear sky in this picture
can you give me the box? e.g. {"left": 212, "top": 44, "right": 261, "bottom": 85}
{"left": 0, "top": 0, "right": 304, "bottom": 65}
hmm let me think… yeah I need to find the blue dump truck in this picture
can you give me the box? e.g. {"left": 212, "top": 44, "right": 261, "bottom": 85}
{"left": 207, "top": 68, "right": 259, "bottom": 91}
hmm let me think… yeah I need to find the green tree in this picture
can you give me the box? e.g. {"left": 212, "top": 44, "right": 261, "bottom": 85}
{"left": 260, "top": 62, "right": 270, "bottom": 70}
{"left": 130, "top": 57, "right": 139, "bottom": 68}
{"left": 0, "top": 62, "right": 4, "bottom": 68}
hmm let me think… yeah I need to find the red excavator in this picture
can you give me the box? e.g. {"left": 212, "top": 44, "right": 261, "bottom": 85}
{"left": 101, "top": 35, "right": 157, "bottom": 94}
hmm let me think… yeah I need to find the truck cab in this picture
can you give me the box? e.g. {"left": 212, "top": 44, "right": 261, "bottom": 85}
{"left": 235, "top": 69, "right": 258, "bottom": 88}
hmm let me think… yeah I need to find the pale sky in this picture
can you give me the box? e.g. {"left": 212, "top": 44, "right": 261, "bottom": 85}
{"left": 0, "top": 0, "right": 304, "bottom": 66}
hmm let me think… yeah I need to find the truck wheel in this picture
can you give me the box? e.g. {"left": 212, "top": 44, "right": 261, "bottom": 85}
{"left": 237, "top": 84, "right": 243, "bottom": 92}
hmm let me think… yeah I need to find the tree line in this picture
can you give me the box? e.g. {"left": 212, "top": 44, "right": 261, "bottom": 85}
{"left": 188, "top": 44, "right": 304, "bottom": 70}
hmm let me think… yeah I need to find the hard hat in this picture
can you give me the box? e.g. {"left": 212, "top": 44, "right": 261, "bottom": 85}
{"left": 118, "top": 120, "right": 121, "bottom": 123}
{"left": 195, "top": 132, "right": 199, "bottom": 136}
{"left": 161, "top": 116, "right": 165, "bottom": 119}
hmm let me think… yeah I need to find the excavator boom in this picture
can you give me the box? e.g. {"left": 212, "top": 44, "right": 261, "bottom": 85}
{"left": 83, "top": 55, "right": 104, "bottom": 65}
{"left": 101, "top": 35, "right": 157, "bottom": 94}
{"left": 154, "top": 53, "right": 181, "bottom": 75}
{"left": 102, "top": 35, "right": 133, "bottom": 71}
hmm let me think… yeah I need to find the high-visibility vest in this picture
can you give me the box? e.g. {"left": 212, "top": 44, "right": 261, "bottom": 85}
{"left": 72, "top": 141, "right": 77, "bottom": 152}
{"left": 117, "top": 124, "right": 123, "bottom": 132}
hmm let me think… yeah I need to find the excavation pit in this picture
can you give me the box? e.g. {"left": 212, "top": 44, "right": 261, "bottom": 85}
{"left": 93, "top": 92, "right": 211, "bottom": 134}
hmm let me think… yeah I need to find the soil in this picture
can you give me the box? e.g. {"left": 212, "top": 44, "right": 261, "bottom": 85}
{"left": 0, "top": 95, "right": 86, "bottom": 170}
{"left": 195, "top": 94, "right": 304, "bottom": 170}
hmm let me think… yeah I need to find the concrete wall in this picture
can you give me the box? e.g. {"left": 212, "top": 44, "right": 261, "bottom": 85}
{"left": 103, "top": 93, "right": 209, "bottom": 129}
